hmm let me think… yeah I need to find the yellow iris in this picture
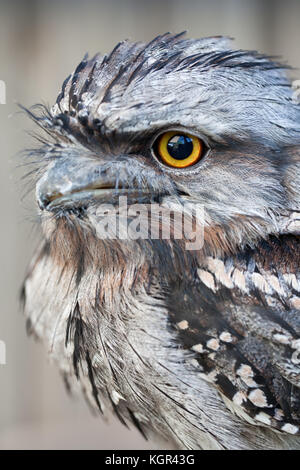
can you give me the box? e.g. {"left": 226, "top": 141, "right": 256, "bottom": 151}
{"left": 157, "top": 131, "right": 203, "bottom": 168}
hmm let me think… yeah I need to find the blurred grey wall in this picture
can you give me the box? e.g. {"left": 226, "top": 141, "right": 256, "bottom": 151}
{"left": 0, "top": 0, "right": 299, "bottom": 449}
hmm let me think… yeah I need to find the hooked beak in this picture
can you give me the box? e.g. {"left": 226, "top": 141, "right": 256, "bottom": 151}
{"left": 36, "top": 155, "right": 155, "bottom": 211}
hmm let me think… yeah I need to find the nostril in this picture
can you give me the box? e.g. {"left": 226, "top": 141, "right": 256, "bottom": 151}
{"left": 177, "top": 189, "right": 190, "bottom": 197}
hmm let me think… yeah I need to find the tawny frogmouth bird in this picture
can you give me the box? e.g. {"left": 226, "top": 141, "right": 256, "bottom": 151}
{"left": 22, "top": 33, "right": 300, "bottom": 450}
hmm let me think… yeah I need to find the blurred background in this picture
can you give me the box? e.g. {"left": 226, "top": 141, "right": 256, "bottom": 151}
{"left": 0, "top": 0, "right": 299, "bottom": 450}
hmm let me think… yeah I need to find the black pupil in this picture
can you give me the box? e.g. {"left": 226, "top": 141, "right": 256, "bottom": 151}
{"left": 167, "top": 135, "right": 193, "bottom": 160}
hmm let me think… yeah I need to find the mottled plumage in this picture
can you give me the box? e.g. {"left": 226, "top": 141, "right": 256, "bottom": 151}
{"left": 22, "top": 33, "right": 300, "bottom": 449}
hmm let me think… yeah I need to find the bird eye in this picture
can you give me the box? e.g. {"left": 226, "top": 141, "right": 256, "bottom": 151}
{"left": 154, "top": 131, "right": 205, "bottom": 168}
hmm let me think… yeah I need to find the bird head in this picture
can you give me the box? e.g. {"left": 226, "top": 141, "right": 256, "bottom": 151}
{"left": 26, "top": 33, "right": 300, "bottom": 262}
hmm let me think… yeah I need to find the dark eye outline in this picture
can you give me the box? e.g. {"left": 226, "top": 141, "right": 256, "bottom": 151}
{"left": 151, "top": 130, "right": 207, "bottom": 169}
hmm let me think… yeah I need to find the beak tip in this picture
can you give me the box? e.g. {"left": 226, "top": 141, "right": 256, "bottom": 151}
{"left": 37, "top": 196, "right": 47, "bottom": 211}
